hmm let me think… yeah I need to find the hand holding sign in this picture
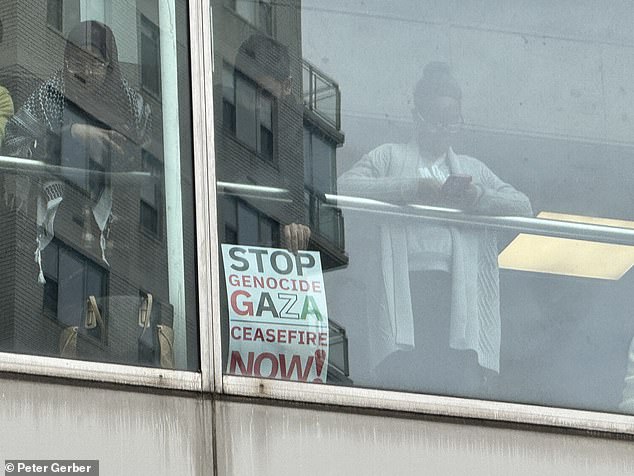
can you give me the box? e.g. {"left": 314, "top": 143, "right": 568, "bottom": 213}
{"left": 281, "top": 223, "right": 311, "bottom": 253}
{"left": 222, "top": 245, "right": 329, "bottom": 383}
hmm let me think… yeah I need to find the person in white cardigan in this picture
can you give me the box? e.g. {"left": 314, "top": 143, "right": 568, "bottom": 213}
{"left": 337, "top": 62, "right": 533, "bottom": 396}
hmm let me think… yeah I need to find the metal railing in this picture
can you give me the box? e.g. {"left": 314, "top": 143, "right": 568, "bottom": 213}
{"left": 302, "top": 59, "right": 342, "bottom": 131}
{"left": 0, "top": 155, "right": 154, "bottom": 185}
{"left": 214, "top": 180, "right": 634, "bottom": 246}
{"left": 325, "top": 193, "right": 634, "bottom": 246}
{"left": 305, "top": 186, "right": 345, "bottom": 249}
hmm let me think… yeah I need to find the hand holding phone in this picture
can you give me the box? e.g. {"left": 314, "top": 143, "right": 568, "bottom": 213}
{"left": 442, "top": 174, "right": 472, "bottom": 196}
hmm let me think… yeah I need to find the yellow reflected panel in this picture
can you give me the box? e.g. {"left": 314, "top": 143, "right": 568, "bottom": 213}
{"left": 498, "top": 212, "right": 634, "bottom": 280}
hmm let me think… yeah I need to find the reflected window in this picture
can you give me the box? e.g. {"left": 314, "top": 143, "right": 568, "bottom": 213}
{"left": 47, "top": 0, "right": 80, "bottom": 34}
{"left": 212, "top": 0, "right": 634, "bottom": 417}
{"left": 229, "top": 0, "right": 273, "bottom": 36}
{"left": 223, "top": 64, "right": 274, "bottom": 161}
{"left": 223, "top": 195, "right": 278, "bottom": 247}
{"left": 139, "top": 14, "right": 161, "bottom": 98}
{"left": 303, "top": 127, "right": 341, "bottom": 244}
{"left": 1, "top": 2, "right": 198, "bottom": 370}
{"left": 42, "top": 240, "right": 107, "bottom": 342}
{"left": 140, "top": 150, "right": 162, "bottom": 235}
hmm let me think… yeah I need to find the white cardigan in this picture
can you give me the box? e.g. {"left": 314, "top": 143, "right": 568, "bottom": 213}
{"left": 338, "top": 142, "right": 533, "bottom": 374}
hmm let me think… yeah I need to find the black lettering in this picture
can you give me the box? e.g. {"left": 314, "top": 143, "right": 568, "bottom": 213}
{"left": 256, "top": 292, "right": 279, "bottom": 318}
{"left": 271, "top": 250, "right": 293, "bottom": 275}
{"left": 295, "top": 252, "right": 315, "bottom": 276}
{"left": 229, "top": 247, "right": 249, "bottom": 271}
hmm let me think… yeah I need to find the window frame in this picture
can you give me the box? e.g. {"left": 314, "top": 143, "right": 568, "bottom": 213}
{"left": 222, "top": 63, "right": 276, "bottom": 163}
{"left": 46, "top": 0, "right": 81, "bottom": 34}
{"left": 222, "top": 195, "right": 280, "bottom": 247}
{"left": 138, "top": 13, "right": 162, "bottom": 100}
{"left": 226, "top": 0, "right": 274, "bottom": 37}
{"left": 0, "top": 0, "right": 211, "bottom": 394}
{"left": 205, "top": 4, "right": 634, "bottom": 437}
{"left": 6, "top": 0, "right": 634, "bottom": 440}
{"left": 213, "top": 201, "right": 634, "bottom": 436}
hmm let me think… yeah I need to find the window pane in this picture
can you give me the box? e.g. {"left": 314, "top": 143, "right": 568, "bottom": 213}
{"left": 140, "top": 15, "right": 161, "bottom": 97}
{"left": 213, "top": 0, "right": 634, "bottom": 415}
{"left": 235, "top": 75, "right": 258, "bottom": 149}
{"left": 311, "top": 133, "right": 334, "bottom": 194}
{"left": 47, "top": 0, "right": 63, "bottom": 31}
{"left": 259, "top": 94, "right": 272, "bottom": 130}
{"left": 222, "top": 64, "right": 235, "bottom": 105}
{"left": 235, "top": 0, "right": 255, "bottom": 24}
{"left": 57, "top": 248, "right": 86, "bottom": 328}
{"left": 258, "top": 0, "right": 273, "bottom": 36}
{"left": 237, "top": 201, "right": 260, "bottom": 246}
{"left": 0, "top": 1, "right": 198, "bottom": 370}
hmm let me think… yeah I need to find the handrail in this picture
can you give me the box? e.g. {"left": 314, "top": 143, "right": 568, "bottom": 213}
{"left": 0, "top": 155, "right": 153, "bottom": 184}
{"left": 325, "top": 193, "right": 634, "bottom": 246}
{"left": 217, "top": 181, "right": 292, "bottom": 203}
{"left": 212, "top": 181, "right": 634, "bottom": 246}
{"left": 210, "top": 182, "right": 634, "bottom": 246}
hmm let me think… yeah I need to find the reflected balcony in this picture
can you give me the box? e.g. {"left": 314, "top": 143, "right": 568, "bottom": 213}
{"left": 303, "top": 59, "right": 341, "bottom": 131}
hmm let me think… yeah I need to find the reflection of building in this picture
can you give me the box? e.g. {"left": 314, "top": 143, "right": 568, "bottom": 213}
{"left": 213, "top": 0, "right": 350, "bottom": 382}
{"left": 214, "top": 0, "right": 346, "bottom": 268}
{"left": 303, "top": 59, "right": 346, "bottom": 269}
{"left": 0, "top": 0, "right": 198, "bottom": 368}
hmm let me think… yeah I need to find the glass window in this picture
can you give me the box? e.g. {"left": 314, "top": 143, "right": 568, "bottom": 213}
{"left": 229, "top": 71, "right": 275, "bottom": 161}
{"left": 212, "top": 0, "right": 634, "bottom": 415}
{"left": 232, "top": 0, "right": 273, "bottom": 36}
{"left": 235, "top": 75, "right": 258, "bottom": 151}
{"left": 0, "top": 1, "right": 198, "bottom": 370}
{"left": 140, "top": 150, "right": 162, "bottom": 236}
{"left": 139, "top": 14, "right": 161, "bottom": 98}
{"left": 47, "top": 0, "right": 80, "bottom": 34}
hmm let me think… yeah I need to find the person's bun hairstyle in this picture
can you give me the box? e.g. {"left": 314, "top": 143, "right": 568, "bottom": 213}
{"left": 414, "top": 61, "right": 462, "bottom": 112}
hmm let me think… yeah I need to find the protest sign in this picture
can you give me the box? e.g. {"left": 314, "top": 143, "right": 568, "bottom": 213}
{"left": 221, "top": 245, "right": 329, "bottom": 383}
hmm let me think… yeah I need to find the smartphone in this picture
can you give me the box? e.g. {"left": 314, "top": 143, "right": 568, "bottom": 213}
{"left": 442, "top": 174, "right": 472, "bottom": 195}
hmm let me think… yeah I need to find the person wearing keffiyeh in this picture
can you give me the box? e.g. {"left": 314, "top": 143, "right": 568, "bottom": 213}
{"left": 2, "top": 20, "right": 151, "bottom": 282}
{"left": 0, "top": 18, "right": 15, "bottom": 147}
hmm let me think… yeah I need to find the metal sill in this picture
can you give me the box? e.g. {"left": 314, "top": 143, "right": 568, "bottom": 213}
{"left": 222, "top": 375, "right": 634, "bottom": 437}
{"left": 0, "top": 352, "right": 202, "bottom": 392}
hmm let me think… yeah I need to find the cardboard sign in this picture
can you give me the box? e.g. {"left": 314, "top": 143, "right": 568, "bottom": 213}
{"left": 222, "top": 245, "right": 329, "bottom": 383}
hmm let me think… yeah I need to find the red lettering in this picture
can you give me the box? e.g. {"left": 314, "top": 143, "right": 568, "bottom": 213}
{"left": 253, "top": 327, "right": 265, "bottom": 341}
{"left": 279, "top": 354, "right": 314, "bottom": 381}
{"left": 253, "top": 275, "right": 264, "bottom": 288}
{"left": 230, "top": 351, "right": 320, "bottom": 382}
{"left": 228, "top": 274, "right": 240, "bottom": 286}
{"left": 254, "top": 352, "right": 278, "bottom": 378}
{"left": 229, "top": 351, "right": 254, "bottom": 375}
{"left": 307, "top": 332, "right": 317, "bottom": 345}
{"left": 231, "top": 326, "right": 241, "bottom": 340}
{"left": 230, "top": 290, "right": 253, "bottom": 316}
{"left": 319, "top": 333, "right": 328, "bottom": 346}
